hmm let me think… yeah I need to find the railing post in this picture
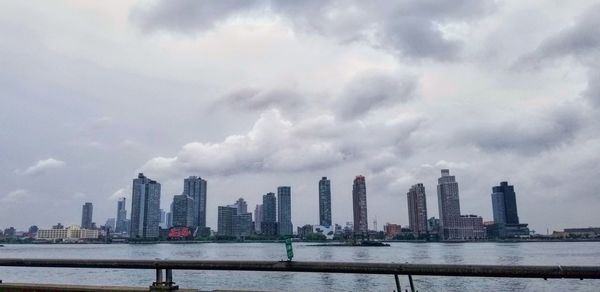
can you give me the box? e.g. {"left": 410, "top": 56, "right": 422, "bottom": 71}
{"left": 150, "top": 268, "right": 179, "bottom": 291}
{"left": 394, "top": 274, "right": 401, "bottom": 292}
{"left": 408, "top": 274, "right": 416, "bottom": 292}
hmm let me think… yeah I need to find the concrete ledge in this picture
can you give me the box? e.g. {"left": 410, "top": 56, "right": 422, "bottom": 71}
{"left": 0, "top": 283, "right": 197, "bottom": 292}
{"left": 0, "top": 283, "right": 264, "bottom": 292}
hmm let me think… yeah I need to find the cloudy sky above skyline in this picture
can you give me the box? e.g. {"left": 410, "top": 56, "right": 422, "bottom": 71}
{"left": 1, "top": 0, "right": 599, "bottom": 233}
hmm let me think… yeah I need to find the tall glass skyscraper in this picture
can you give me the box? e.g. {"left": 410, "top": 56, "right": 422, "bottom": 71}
{"left": 115, "top": 198, "right": 127, "bottom": 233}
{"left": 171, "top": 194, "right": 195, "bottom": 228}
{"left": 319, "top": 177, "right": 332, "bottom": 227}
{"left": 491, "top": 181, "right": 520, "bottom": 224}
{"left": 183, "top": 176, "right": 207, "bottom": 228}
{"left": 352, "top": 175, "right": 368, "bottom": 236}
{"left": 81, "top": 202, "right": 93, "bottom": 229}
{"left": 277, "top": 186, "right": 292, "bottom": 236}
{"left": 130, "top": 173, "right": 161, "bottom": 239}
{"left": 261, "top": 192, "right": 277, "bottom": 235}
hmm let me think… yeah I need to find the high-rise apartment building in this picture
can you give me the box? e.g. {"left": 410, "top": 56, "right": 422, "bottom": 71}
{"left": 319, "top": 177, "right": 332, "bottom": 227}
{"left": 130, "top": 173, "right": 161, "bottom": 239}
{"left": 254, "top": 204, "right": 263, "bottom": 233}
{"left": 81, "top": 202, "right": 93, "bottom": 229}
{"left": 261, "top": 192, "right": 277, "bottom": 235}
{"left": 277, "top": 186, "right": 292, "bottom": 236}
{"left": 437, "top": 169, "right": 461, "bottom": 225}
{"left": 352, "top": 176, "right": 368, "bottom": 236}
{"left": 407, "top": 183, "right": 428, "bottom": 238}
{"left": 183, "top": 176, "right": 207, "bottom": 228}
{"left": 232, "top": 198, "right": 248, "bottom": 214}
{"left": 171, "top": 194, "right": 195, "bottom": 228}
{"left": 217, "top": 206, "right": 236, "bottom": 237}
{"left": 436, "top": 169, "right": 485, "bottom": 240}
{"left": 115, "top": 198, "right": 127, "bottom": 233}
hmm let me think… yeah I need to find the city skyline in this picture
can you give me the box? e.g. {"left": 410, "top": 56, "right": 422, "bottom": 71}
{"left": 2, "top": 0, "right": 600, "bottom": 241}
{"left": 6, "top": 168, "right": 594, "bottom": 235}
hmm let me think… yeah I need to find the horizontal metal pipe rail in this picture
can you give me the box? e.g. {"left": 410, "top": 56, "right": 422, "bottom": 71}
{"left": 1, "top": 259, "right": 600, "bottom": 291}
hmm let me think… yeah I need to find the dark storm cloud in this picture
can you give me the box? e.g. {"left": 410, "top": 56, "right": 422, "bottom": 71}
{"left": 460, "top": 106, "right": 583, "bottom": 154}
{"left": 131, "top": 0, "right": 495, "bottom": 60}
{"left": 336, "top": 72, "right": 417, "bottom": 120}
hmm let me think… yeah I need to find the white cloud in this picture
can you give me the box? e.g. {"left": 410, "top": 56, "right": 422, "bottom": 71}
{"left": 17, "top": 158, "right": 66, "bottom": 176}
{"left": 1, "top": 189, "right": 30, "bottom": 203}
{"left": 109, "top": 188, "right": 128, "bottom": 201}
{"left": 142, "top": 109, "right": 349, "bottom": 178}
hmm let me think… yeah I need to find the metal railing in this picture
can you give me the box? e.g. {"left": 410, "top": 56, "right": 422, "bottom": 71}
{"left": 1, "top": 258, "right": 600, "bottom": 291}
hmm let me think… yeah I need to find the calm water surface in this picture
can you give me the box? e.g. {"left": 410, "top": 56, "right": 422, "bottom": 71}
{"left": 1, "top": 242, "right": 599, "bottom": 291}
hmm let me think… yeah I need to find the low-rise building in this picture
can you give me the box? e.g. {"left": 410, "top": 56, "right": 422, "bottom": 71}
{"left": 37, "top": 225, "right": 99, "bottom": 240}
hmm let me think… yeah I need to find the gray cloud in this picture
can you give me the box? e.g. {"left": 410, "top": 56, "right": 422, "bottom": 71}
{"left": 336, "top": 72, "right": 417, "bottom": 120}
{"left": 131, "top": 0, "right": 495, "bottom": 60}
{"left": 522, "top": 3, "right": 600, "bottom": 63}
{"left": 460, "top": 106, "right": 583, "bottom": 154}
{"left": 130, "top": 0, "right": 259, "bottom": 33}
{"left": 217, "top": 88, "right": 303, "bottom": 112}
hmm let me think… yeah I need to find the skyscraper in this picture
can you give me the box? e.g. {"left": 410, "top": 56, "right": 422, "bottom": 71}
{"left": 130, "top": 173, "right": 161, "bottom": 239}
{"left": 407, "top": 183, "right": 428, "bottom": 238}
{"left": 81, "top": 202, "right": 93, "bottom": 229}
{"left": 217, "top": 206, "right": 236, "bottom": 237}
{"left": 183, "top": 176, "right": 207, "bottom": 228}
{"left": 254, "top": 204, "right": 263, "bottom": 233}
{"left": 115, "top": 198, "right": 127, "bottom": 233}
{"left": 171, "top": 194, "right": 195, "bottom": 228}
{"left": 277, "top": 186, "right": 292, "bottom": 236}
{"left": 436, "top": 169, "right": 485, "bottom": 240}
{"left": 319, "top": 177, "right": 332, "bottom": 227}
{"left": 491, "top": 181, "right": 519, "bottom": 224}
{"left": 232, "top": 198, "right": 248, "bottom": 214}
{"left": 261, "top": 192, "right": 277, "bottom": 236}
{"left": 352, "top": 176, "right": 368, "bottom": 236}
{"left": 262, "top": 192, "right": 276, "bottom": 223}
{"left": 489, "top": 181, "right": 529, "bottom": 239}
{"left": 437, "top": 169, "right": 461, "bottom": 225}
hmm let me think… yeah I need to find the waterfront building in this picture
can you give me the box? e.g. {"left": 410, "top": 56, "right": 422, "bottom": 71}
{"left": 297, "top": 224, "right": 314, "bottom": 239}
{"left": 489, "top": 181, "right": 529, "bottom": 239}
{"left": 37, "top": 225, "right": 99, "bottom": 240}
{"left": 130, "top": 173, "right": 161, "bottom": 239}
{"left": 277, "top": 186, "right": 293, "bottom": 236}
{"left": 217, "top": 206, "right": 236, "bottom": 237}
{"left": 492, "top": 181, "right": 519, "bottom": 224}
{"left": 254, "top": 204, "right": 263, "bottom": 233}
{"left": 352, "top": 175, "right": 368, "bottom": 237}
{"left": 81, "top": 202, "right": 93, "bottom": 229}
{"left": 171, "top": 194, "right": 195, "bottom": 228}
{"left": 436, "top": 169, "right": 486, "bottom": 240}
{"left": 260, "top": 221, "right": 278, "bottom": 236}
{"left": 262, "top": 193, "right": 277, "bottom": 223}
{"left": 115, "top": 197, "right": 127, "bottom": 233}
{"left": 105, "top": 218, "right": 116, "bottom": 231}
{"left": 407, "top": 183, "right": 428, "bottom": 238}
{"left": 232, "top": 212, "right": 254, "bottom": 237}
{"left": 232, "top": 198, "right": 248, "bottom": 214}
{"left": 183, "top": 176, "right": 207, "bottom": 228}
{"left": 319, "top": 177, "right": 332, "bottom": 227}
{"left": 384, "top": 223, "right": 401, "bottom": 239}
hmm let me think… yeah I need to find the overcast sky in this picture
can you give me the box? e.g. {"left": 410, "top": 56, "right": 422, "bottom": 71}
{"left": 1, "top": 0, "right": 599, "bottom": 233}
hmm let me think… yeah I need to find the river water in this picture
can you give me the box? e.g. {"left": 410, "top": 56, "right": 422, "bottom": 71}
{"left": 0, "top": 242, "right": 599, "bottom": 291}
